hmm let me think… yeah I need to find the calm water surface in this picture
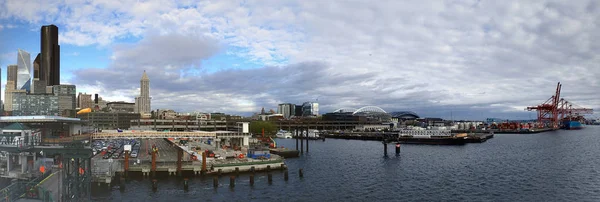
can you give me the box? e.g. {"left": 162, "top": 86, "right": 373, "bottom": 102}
{"left": 92, "top": 126, "right": 600, "bottom": 201}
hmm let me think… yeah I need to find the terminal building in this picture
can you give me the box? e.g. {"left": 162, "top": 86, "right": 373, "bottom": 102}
{"left": 130, "top": 119, "right": 240, "bottom": 132}
{"left": 78, "top": 112, "right": 140, "bottom": 130}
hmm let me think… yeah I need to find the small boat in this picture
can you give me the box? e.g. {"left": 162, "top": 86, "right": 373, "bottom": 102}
{"left": 276, "top": 130, "right": 293, "bottom": 139}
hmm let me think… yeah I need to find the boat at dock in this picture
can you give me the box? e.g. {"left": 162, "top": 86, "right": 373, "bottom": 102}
{"left": 276, "top": 130, "right": 293, "bottom": 139}
{"left": 562, "top": 120, "right": 583, "bottom": 130}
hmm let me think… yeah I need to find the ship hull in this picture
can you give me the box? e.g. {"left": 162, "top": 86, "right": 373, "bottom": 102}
{"left": 562, "top": 120, "right": 583, "bottom": 130}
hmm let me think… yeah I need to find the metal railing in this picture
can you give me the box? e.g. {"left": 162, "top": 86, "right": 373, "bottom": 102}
{"left": 0, "top": 172, "right": 54, "bottom": 202}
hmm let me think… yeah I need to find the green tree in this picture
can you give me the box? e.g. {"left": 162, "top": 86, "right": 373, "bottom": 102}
{"left": 249, "top": 121, "right": 277, "bottom": 136}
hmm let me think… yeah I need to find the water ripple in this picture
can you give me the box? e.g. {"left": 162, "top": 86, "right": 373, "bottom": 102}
{"left": 93, "top": 126, "right": 600, "bottom": 201}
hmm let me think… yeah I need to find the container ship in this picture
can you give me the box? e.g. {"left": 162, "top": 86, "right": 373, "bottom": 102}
{"left": 562, "top": 120, "right": 583, "bottom": 130}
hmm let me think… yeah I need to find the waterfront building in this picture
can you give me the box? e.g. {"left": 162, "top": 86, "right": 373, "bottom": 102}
{"left": 52, "top": 85, "right": 76, "bottom": 113}
{"left": 322, "top": 112, "right": 366, "bottom": 122}
{"left": 278, "top": 103, "right": 295, "bottom": 119}
{"left": 16, "top": 50, "right": 32, "bottom": 92}
{"left": 295, "top": 105, "right": 303, "bottom": 117}
{"left": 11, "top": 92, "right": 59, "bottom": 116}
{"left": 302, "top": 102, "right": 319, "bottom": 116}
{"left": 130, "top": 118, "right": 238, "bottom": 132}
{"left": 134, "top": 71, "right": 151, "bottom": 115}
{"left": 78, "top": 112, "right": 140, "bottom": 130}
{"left": 106, "top": 101, "right": 135, "bottom": 113}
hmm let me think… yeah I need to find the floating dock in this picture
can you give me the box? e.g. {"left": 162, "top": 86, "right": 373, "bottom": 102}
{"left": 323, "top": 132, "right": 494, "bottom": 145}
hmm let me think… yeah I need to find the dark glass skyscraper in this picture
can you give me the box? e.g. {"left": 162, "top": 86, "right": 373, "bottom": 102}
{"left": 41, "top": 24, "right": 60, "bottom": 86}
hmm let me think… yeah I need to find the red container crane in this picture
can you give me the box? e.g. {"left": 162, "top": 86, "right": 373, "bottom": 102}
{"left": 526, "top": 82, "right": 593, "bottom": 129}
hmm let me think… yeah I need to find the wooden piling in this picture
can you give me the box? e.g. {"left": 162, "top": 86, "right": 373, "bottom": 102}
{"left": 230, "top": 176, "right": 235, "bottom": 188}
{"left": 268, "top": 173, "right": 273, "bottom": 184}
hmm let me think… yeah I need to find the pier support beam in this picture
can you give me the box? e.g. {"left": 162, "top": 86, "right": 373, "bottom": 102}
{"left": 306, "top": 127, "right": 309, "bottom": 153}
{"left": 124, "top": 151, "right": 129, "bottom": 178}
{"left": 295, "top": 129, "right": 299, "bottom": 151}
{"left": 152, "top": 179, "right": 158, "bottom": 192}
{"left": 177, "top": 149, "right": 183, "bottom": 177}
{"left": 268, "top": 173, "right": 273, "bottom": 184}
{"left": 300, "top": 128, "right": 304, "bottom": 154}
{"left": 213, "top": 176, "right": 218, "bottom": 188}
{"left": 151, "top": 150, "right": 157, "bottom": 178}
{"left": 201, "top": 152, "right": 207, "bottom": 172}
{"left": 383, "top": 141, "right": 388, "bottom": 157}
{"left": 395, "top": 143, "right": 401, "bottom": 155}
{"left": 183, "top": 178, "right": 189, "bottom": 191}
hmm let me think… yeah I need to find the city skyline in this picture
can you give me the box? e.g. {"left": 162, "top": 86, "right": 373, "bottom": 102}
{"left": 0, "top": 1, "right": 599, "bottom": 120}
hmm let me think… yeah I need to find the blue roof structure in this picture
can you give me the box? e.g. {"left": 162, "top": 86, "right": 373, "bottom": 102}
{"left": 389, "top": 111, "right": 420, "bottom": 119}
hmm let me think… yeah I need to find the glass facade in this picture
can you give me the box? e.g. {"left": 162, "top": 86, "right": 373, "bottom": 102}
{"left": 302, "top": 102, "right": 319, "bottom": 116}
{"left": 16, "top": 49, "right": 32, "bottom": 92}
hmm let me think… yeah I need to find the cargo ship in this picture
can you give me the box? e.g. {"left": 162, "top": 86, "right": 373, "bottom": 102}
{"left": 562, "top": 120, "right": 583, "bottom": 130}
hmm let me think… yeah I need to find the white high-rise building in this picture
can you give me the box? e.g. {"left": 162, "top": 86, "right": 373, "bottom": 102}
{"left": 16, "top": 49, "right": 32, "bottom": 92}
{"left": 135, "top": 71, "right": 151, "bottom": 115}
{"left": 278, "top": 103, "right": 295, "bottom": 119}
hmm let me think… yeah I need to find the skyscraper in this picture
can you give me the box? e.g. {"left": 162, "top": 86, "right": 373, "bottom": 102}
{"left": 16, "top": 49, "right": 32, "bottom": 92}
{"left": 41, "top": 24, "right": 60, "bottom": 86}
{"left": 31, "top": 53, "right": 46, "bottom": 94}
{"left": 6, "top": 65, "right": 17, "bottom": 89}
{"left": 135, "top": 71, "right": 151, "bottom": 115}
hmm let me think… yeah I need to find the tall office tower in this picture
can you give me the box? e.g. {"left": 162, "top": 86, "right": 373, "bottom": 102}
{"left": 31, "top": 53, "right": 46, "bottom": 94}
{"left": 5, "top": 64, "right": 17, "bottom": 112}
{"left": 16, "top": 49, "right": 32, "bottom": 92}
{"left": 41, "top": 24, "right": 60, "bottom": 86}
{"left": 134, "top": 71, "right": 151, "bottom": 115}
{"left": 7, "top": 65, "right": 17, "bottom": 89}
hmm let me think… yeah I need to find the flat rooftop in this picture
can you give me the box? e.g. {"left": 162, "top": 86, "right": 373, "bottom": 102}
{"left": 0, "top": 116, "right": 82, "bottom": 123}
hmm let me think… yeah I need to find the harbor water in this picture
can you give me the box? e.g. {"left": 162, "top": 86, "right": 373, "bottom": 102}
{"left": 92, "top": 126, "right": 600, "bottom": 201}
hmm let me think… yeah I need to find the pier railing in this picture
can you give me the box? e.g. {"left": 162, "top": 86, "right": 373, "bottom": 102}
{"left": 398, "top": 130, "right": 452, "bottom": 137}
{"left": 0, "top": 171, "right": 54, "bottom": 202}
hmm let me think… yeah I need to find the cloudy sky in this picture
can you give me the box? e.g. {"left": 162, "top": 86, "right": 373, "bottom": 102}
{"left": 0, "top": 0, "right": 598, "bottom": 120}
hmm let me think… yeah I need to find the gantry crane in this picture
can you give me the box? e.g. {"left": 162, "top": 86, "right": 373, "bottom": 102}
{"left": 526, "top": 82, "right": 593, "bottom": 129}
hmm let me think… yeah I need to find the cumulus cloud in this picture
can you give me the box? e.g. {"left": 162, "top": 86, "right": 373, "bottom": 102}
{"left": 2, "top": 0, "right": 600, "bottom": 118}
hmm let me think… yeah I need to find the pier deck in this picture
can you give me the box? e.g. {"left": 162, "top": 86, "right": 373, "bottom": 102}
{"left": 91, "top": 139, "right": 285, "bottom": 184}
